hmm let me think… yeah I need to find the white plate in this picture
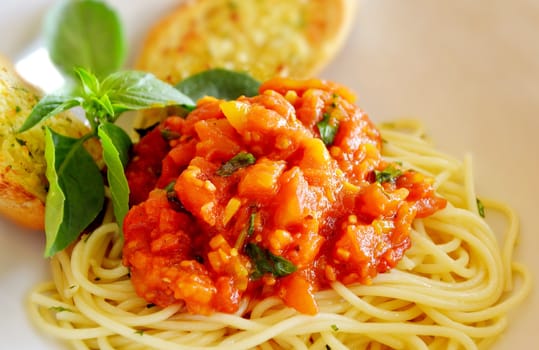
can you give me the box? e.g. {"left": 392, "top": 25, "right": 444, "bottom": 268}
{"left": 0, "top": 0, "right": 537, "bottom": 349}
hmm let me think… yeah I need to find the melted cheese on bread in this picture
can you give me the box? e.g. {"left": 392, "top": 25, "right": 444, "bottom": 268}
{"left": 135, "top": 0, "right": 357, "bottom": 83}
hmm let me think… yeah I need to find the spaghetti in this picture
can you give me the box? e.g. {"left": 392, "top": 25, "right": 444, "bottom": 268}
{"left": 28, "top": 119, "right": 531, "bottom": 350}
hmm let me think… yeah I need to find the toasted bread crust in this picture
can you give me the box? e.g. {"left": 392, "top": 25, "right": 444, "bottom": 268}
{"left": 0, "top": 174, "right": 45, "bottom": 230}
{"left": 135, "top": 0, "right": 357, "bottom": 84}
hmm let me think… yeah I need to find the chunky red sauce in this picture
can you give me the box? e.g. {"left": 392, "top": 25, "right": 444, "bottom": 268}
{"left": 123, "top": 78, "right": 446, "bottom": 315}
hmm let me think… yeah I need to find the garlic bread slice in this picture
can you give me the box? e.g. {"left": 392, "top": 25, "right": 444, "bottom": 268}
{"left": 0, "top": 55, "right": 99, "bottom": 230}
{"left": 135, "top": 0, "right": 357, "bottom": 83}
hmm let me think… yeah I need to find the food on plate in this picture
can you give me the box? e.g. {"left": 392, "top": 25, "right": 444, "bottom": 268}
{"left": 135, "top": 0, "right": 357, "bottom": 83}
{"left": 122, "top": 77, "right": 445, "bottom": 315}
{"left": 27, "top": 77, "right": 530, "bottom": 349}
{"left": 0, "top": 55, "right": 100, "bottom": 230}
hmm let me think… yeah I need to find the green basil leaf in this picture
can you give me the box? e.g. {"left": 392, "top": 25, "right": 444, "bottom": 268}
{"left": 18, "top": 95, "right": 82, "bottom": 132}
{"left": 245, "top": 243, "right": 297, "bottom": 279}
{"left": 374, "top": 165, "right": 402, "bottom": 184}
{"left": 98, "top": 123, "right": 132, "bottom": 229}
{"left": 176, "top": 68, "right": 260, "bottom": 101}
{"left": 245, "top": 243, "right": 274, "bottom": 279}
{"left": 100, "top": 71, "right": 195, "bottom": 117}
{"left": 45, "top": 0, "right": 126, "bottom": 79}
{"left": 44, "top": 127, "right": 104, "bottom": 257}
{"left": 75, "top": 67, "right": 100, "bottom": 96}
{"left": 316, "top": 112, "right": 339, "bottom": 146}
{"left": 93, "top": 94, "right": 115, "bottom": 118}
{"left": 271, "top": 253, "right": 298, "bottom": 277}
{"left": 216, "top": 152, "right": 256, "bottom": 177}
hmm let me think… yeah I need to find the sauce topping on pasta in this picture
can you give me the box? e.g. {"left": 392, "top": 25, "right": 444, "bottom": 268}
{"left": 123, "top": 78, "right": 447, "bottom": 315}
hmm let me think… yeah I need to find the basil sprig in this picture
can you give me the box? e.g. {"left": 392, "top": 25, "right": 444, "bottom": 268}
{"left": 20, "top": 68, "right": 195, "bottom": 257}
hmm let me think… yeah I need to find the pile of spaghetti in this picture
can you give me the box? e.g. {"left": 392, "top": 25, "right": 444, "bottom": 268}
{"left": 28, "top": 78, "right": 530, "bottom": 350}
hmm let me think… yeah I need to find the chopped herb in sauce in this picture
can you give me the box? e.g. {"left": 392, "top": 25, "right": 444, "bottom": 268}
{"left": 216, "top": 152, "right": 256, "bottom": 176}
{"left": 234, "top": 212, "right": 257, "bottom": 250}
{"left": 316, "top": 112, "right": 339, "bottom": 146}
{"left": 374, "top": 165, "right": 402, "bottom": 184}
{"left": 247, "top": 212, "right": 256, "bottom": 236}
{"left": 164, "top": 180, "right": 176, "bottom": 193}
{"left": 161, "top": 128, "right": 181, "bottom": 141}
{"left": 245, "top": 242, "right": 297, "bottom": 279}
{"left": 165, "top": 180, "right": 185, "bottom": 212}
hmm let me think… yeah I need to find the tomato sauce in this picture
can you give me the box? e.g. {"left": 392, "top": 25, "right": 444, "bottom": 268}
{"left": 123, "top": 78, "right": 446, "bottom": 315}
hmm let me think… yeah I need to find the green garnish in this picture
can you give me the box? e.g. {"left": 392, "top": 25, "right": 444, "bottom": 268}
{"left": 135, "top": 330, "right": 144, "bottom": 336}
{"left": 44, "top": 129, "right": 104, "bottom": 256}
{"left": 234, "top": 212, "right": 257, "bottom": 250}
{"left": 20, "top": 68, "right": 195, "bottom": 257}
{"left": 247, "top": 212, "right": 256, "bottom": 236}
{"left": 331, "top": 324, "right": 339, "bottom": 331}
{"left": 374, "top": 165, "right": 403, "bottom": 184}
{"left": 164, "top": 181, "right": 176, "bottom": 193}
{"left": 476, "top": 198, "right": 485, "bottom": 218}
{"left": 160, "top": 129, "right": 181, "bottom": 141}
{"left": 245, "top": 243, "right": 297, "bottom": 279}
{"left": 98, "top": 122, "right": 132, "bottom": 231}
{"left": 216, "top": 152, "right": 256, "bottom": 177}
{"left": 316, "top": 112, "right": 339, "bottom": 146}
{"left": 164, "top": 180, "right": 185, "bottom": 211}
{"left": 176, "top": 68, "right": 260, "bottom": 101}
{"left": 45, "top": 0, "right": 126, "bottom": 79}
{"left": 49, "top": 306, "right": 72, "bottom": 313}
